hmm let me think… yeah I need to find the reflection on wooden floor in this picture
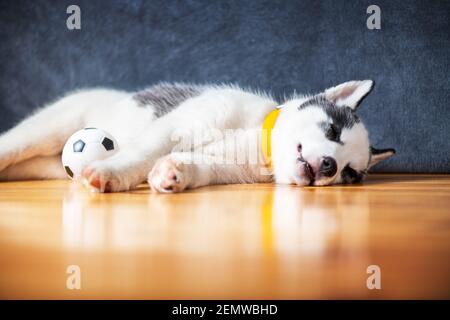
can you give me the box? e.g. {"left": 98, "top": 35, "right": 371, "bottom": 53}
{"left": 0, "top": 174, "right": 449, "bottom": 299}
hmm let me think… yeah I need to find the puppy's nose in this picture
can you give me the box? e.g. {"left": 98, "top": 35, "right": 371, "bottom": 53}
{"left": 319, "top": 157, "right": 337, "bottom": 177}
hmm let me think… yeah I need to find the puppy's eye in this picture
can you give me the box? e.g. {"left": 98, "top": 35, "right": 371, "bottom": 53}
{"left": 326, "top": 124, "right": 340, "bottom": 142}
{"left": 297, "top": 143, "right": 302, "bottom": 152}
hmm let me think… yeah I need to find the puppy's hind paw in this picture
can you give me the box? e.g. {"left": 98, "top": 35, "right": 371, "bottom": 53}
{"left": 148, "top": 156, "right": 191, "bottom": 193}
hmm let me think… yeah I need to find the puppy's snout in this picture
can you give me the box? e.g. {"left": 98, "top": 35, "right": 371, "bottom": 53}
{"left": 319, "top": 157, "right": 337, "bottom": 177}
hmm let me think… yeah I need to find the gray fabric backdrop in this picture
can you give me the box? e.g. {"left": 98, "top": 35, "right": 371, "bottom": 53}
{"left": 0, "top": 0, "right": 449, "bottom": 172}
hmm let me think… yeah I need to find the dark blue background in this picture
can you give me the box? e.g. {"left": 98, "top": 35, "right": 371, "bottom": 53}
{"left": 0, "top": 0, "right": 449, "bottom": 172}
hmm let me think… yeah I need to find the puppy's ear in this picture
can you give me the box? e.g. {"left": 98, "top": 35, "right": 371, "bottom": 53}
{"left": 368, "top": 147, "right": 396, "bottom": 168}
{"left": 324, "top": 80, "right": 374, "bottom": 110}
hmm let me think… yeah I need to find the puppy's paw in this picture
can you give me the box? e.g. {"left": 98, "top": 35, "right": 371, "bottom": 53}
{"left": 0, "top": 154, "right": 13, "bottom": 173}
{"left": 81, "top": 161, "right": 131, "bottom": 193}
{"left": 148, "top": 155, "right": 191, "bottom": 193}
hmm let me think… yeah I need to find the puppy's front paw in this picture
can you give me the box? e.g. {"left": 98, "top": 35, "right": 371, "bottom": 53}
{"left": 148, "top": 155, "right": 191, "bottom": 193}
{"left": 81, "top": 161, "right": 131, "bottom": 193}
{"left": 0, "top": 153, "right": 13, "bottom": 172}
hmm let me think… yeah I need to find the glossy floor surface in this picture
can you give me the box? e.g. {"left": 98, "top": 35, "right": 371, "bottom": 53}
{"left": 0, "top": 174, "right": 449, "bottom": 299}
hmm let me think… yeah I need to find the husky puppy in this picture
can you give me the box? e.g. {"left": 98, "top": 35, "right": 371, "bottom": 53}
{"left": 0, "top": 80, "right": 394, "bottom": 192}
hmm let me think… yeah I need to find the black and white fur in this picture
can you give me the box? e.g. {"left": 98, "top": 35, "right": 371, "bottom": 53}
{"left": 0, "top": 80, "right": 395, "bottom": 192}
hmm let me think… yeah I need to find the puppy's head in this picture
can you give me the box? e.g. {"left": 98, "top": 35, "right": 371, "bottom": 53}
{"left": 271, "top": 80, "right": 395, "bottom": 186}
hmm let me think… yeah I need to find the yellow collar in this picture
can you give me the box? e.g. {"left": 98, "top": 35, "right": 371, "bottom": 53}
{"left": 261, "top": 108, "right": 281, "bottom": 168}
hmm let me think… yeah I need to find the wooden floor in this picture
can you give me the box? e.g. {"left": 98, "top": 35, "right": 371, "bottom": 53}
{"left": 0, "top": 174, "right": 449, "bottom": 299}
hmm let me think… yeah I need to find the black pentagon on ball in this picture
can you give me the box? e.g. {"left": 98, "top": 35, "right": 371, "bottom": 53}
{"left": 64, "top": 166, "right": 74, "bottom": 178}
{"left": 102, "top": 137, "right": 115, "bottom": 151}
{"left": 73, "top": 139, "right": 85, "bottom": 152}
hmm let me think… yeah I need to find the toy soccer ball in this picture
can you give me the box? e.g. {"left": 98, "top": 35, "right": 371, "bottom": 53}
{"left": 61, "top": 128, "right": 118, "bottom": 179}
